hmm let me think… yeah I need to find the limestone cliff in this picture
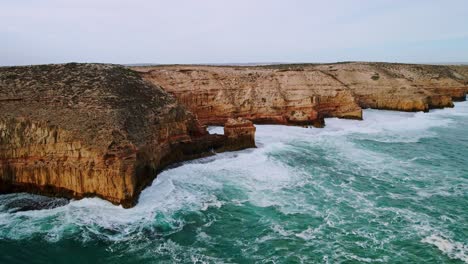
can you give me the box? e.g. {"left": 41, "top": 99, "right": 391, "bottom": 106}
{"left": 315, "top": 63, "right": 468, "bottom": 112}
{"left": 0, "top": 63, "right": 255, "bottom": 207}
{"left": 133, "top": 63, "right": 468, "bottom": 126}
{"left": 134, "top": 66, "right": 363, "bottom": 127}
{"left": 223, "top": 118, "right": 256, "bottom": 151}
{"left": 1, "top": 62, "right": 467, "bottom": 207}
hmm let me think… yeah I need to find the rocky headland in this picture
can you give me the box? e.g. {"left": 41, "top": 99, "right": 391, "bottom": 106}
{"left": 0, "top": 63, "right": 255, "bottom": 208}
{"left": 133, "top": 62, "right": 468, "bottom": 127}
{"left": 1, "top": 62, "right": 467, "bottom": 208}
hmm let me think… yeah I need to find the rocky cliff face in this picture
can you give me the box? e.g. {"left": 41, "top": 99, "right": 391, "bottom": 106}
{"left": 134, "top": 66, "right": 363, "bottom": 127}
{"left": 2, "top": 62, "right": 466, "bottom": 207}
{"left": 0, "top": 63, "right": 256, "bottom": 207}
{"left": 223, "top": 118, "right": 256, "bottom": 151}
{"left": 134, "top": 63, "right": 468, "bottom": 126}
{"left": 315, "top": 63, "right": 468, "bottom": 112}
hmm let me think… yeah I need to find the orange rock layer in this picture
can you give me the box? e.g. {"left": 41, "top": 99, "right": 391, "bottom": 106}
{"left": 134, "top": 63, "right": 468, "bottom": 126}
{"left": 224, "top": 118, "right": 256, "bottom": 151}
{"left": 0, "top": 64, "right": 256, "bottom": 207}
{"left": 1, "top": 62, "right": 467, "bottom": 208}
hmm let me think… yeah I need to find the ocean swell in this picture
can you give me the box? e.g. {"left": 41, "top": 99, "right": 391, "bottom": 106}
{"left": 1, "top": 100, "right": 467, "bottom": 263}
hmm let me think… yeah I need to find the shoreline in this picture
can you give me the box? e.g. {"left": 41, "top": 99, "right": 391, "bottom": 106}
{"left": 1, "top": 62, "right": 467, "bottom": 207}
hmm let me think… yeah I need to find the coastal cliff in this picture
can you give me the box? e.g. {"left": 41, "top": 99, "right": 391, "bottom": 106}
{"left": 134, "top": 66, "right": 363, "bottom": 127}
{"left": 134, "top": 63, "right": 468, "bottom": 126}
{"left": 1, "top": 62, "right": 467, "bottom": 207}
{"left": 315, "top": 63, "right": 468, "bottom": 111}
{"left": 0, "top": 63, "right": 255, "bottom": 207}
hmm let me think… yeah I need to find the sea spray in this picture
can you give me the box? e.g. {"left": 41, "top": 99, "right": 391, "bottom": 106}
{"left": 1, "top": 100, "right": 467, "bottom": 263}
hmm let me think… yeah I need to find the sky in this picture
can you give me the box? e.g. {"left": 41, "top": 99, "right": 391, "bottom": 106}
{"left": 1, "top": 0, "right": 468, "bottom": 66}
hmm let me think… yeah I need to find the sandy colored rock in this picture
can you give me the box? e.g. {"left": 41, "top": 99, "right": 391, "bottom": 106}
{"left": 0, "top": 63, "right": 256, "bottom": 207}
{"left": 134, "top": 66, "right": 363, "bottom": 127}
{"left": 223, "top": 118, "right": 256, "bottom": 151}
{"left": 1, "top": 61, "right": 467, "bottom": 207}
{"left": 315, "top": 62, "right": 468, "bottom": 112}
{"left": 133, "top": 63, "right": 468, "bottom": 125}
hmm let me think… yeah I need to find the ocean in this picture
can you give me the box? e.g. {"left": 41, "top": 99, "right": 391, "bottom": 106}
{"left": 1, "top": 100, "right": 467, "bottom": 263}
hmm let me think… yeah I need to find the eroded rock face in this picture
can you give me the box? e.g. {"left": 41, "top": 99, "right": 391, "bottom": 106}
{"left": 134, "top": 66, "right": 363, "bottom": 127}
{"left": 0, "top": 118, "right": 137, "bottom": 206}
{"left": 133, "top": 63, "right": 468, "bottom": 125}
{"left": 315, "top": 63, "right": 468, "bottom": 112}
{"left": 223, "top": 118, "right": 256, "bottom": 151}
{"left": 0, "top": 63, "right": 256, "bottom": 207}
{"left": 1, "top": 62, "right": 466, "bottom": 207}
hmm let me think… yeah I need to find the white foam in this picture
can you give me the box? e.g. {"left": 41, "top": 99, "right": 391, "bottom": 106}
{"left": 0, "top": 99, "right": 466, "bottom": 250}
{"left": 422, "top": 234, "right": 468, "bottom": 263}
{"left": 295, "top": 227, "right": 318, "bottom": 240}
{"left": 207, "top": 126, "right": 223, "bottom": 135}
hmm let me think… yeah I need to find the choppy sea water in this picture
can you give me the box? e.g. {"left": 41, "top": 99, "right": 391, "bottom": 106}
{"left": 1, "top": 100, "right": 467, "bottom": 264}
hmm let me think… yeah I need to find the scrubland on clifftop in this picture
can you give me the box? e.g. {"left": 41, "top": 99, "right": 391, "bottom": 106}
{"left": 1, "top": 62, "right": 467, "bottom": 207}
{"left": 0, "top": 63, "right": 255, "bottom": 207}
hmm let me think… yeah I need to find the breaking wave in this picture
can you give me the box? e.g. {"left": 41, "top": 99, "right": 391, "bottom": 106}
{"left": 1, "top": 100, "right": 467, "bottom": 263}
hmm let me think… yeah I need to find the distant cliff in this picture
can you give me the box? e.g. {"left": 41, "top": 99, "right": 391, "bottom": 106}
{"left": 133, "top": 62, "right": 468, "bottom": 127}
{"left": 0, "top": 63, "right": 255, "bottom": 207}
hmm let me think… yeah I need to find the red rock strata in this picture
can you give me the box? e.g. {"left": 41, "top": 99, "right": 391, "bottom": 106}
{"left": 1, "top": 62, "right": 467, "bottom": 208}
{"left": 0, "top": 64, "right": 255, "bottom": 208}
{"left": 133, "top": 62, "right": 468, "bottom": 126}
{"left": 134, "top": 66, "right": 363, "bottom": 127}
{"left": 223, "top": 118, "right": 256, "bottom": 151}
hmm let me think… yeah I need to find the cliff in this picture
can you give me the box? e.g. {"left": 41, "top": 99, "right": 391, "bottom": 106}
{"left": 133, "top": 63, "right": 468, "bottom": 126}
{"left": 1, "top": 62, "right": 466, "bottom": 207}
{"left": 224, "top": 118, "right": 256, "bottom": 151}
{"left": 315, "top": 63, "right": 468, "bottom": 111}
{"left": 0, "top": 63, "right": 255, "bottom": 207}
{"left": 134, "top": 66, "right": 363, "bottom": 127}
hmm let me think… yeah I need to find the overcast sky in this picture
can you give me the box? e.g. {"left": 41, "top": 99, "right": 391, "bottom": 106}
{"left": 1, "top": 0, "right": 468, "bottom": 66}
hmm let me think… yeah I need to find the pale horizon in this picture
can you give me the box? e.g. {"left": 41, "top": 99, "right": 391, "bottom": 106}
{"left": 2, "top": 0, "right": 468, "bottom": 66}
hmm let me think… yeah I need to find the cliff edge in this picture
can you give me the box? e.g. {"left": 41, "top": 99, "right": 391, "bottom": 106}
{"left": 133, "top": 62, "right": 468, "bottom": 127}
{"left": 0, "top": 63, "right": 255, "bottom": 207}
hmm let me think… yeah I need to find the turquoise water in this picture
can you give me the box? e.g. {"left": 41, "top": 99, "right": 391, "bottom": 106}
{"left": 1, "top": 101, "right": 467, "bottom": 264}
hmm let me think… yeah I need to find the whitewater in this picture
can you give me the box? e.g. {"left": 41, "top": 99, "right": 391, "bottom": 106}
{"left": 1, "top": 100, "right": 467, "bottom": 263}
